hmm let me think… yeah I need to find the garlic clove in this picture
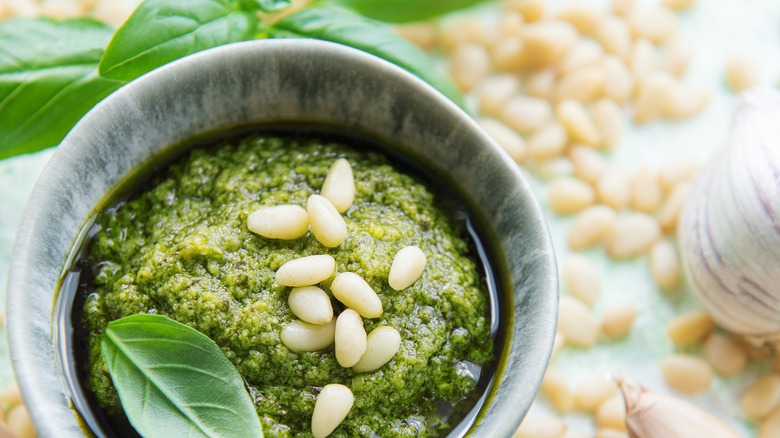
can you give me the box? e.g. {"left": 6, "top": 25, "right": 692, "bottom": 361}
{"left": 678, "top": 87, "right": 780, "bottom": 344}
{"left": 619, "top": 378, "right": 741, "bottom": 438}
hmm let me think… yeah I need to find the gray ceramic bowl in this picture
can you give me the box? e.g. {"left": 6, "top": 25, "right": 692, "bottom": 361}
{"left": 7, "top": 39, "right": 557, "bottom": 437}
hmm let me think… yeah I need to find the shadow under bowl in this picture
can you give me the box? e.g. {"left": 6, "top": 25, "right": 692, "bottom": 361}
{"left": 7, "top": 39, "right": 558, "bottom": 437}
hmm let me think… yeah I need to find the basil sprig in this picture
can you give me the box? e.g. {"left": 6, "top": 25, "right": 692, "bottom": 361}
{"left": 0, "top": 0, "right": 473, "bottom": 159}
{"left": 102, "top": 314, "right": 263, "bottom": 438}
{"left": 272, "top": 5, "right": 463, "bottom": 106}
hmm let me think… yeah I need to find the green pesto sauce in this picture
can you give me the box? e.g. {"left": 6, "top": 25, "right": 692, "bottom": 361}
{"left": 81, "top": 133, "right": 492, "bottom": 437}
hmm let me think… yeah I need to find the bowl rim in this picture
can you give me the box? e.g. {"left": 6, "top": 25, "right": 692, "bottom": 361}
{"left": 6, "top": 39, "right": 558, "bottom": 437}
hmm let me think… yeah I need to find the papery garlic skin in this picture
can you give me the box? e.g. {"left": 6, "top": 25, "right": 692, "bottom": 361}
{"left": 679, "top": 87, "right": 780, "bottom": 344}
{"left": 619, "top": 379, "right": 741, "bottom": 438}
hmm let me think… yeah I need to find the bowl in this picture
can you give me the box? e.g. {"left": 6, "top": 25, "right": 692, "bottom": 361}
{"left": 6, "top": 39, "right": 558, "bottom": 437}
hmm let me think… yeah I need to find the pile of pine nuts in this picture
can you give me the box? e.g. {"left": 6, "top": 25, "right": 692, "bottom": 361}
{"left": 399, "top": 0, "right": 774, "bottom": 436}
{"left": 248, "top": 158, "right": 428, "bottom": 437}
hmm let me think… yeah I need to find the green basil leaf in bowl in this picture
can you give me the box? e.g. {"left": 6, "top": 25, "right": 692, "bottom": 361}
{"left": 102, "top": 314, "right": 263, "bottom": 438}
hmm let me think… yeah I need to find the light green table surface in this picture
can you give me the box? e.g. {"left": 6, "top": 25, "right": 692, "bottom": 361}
{"left": 2, "top": 0, "right": 780, "bottom": 436}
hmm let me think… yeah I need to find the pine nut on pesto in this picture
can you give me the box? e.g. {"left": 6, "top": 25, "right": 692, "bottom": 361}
{"left": 77, "top": 131, "right": 493, "bottom": 437}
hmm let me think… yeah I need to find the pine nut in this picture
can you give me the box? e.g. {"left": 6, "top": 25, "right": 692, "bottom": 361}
{"left": 558, "top": 295, "right": 600, "bottom": 348}
{"left": 628, "top": 39, "right": 657, "bottom": 81}
{"left": 556, "top": 99, "right": 601, "bottom": 146}
{"left": 331, "top": 272, "right": 383, "bottom": 318}
{"left": 6, "top": 405, "right": 35, "bottom": 438}
{"left": 657, "top": 184, "right": 689, "bottom": 234}
{"left": 288, "top": 286, "right": 333, "bottom": 325}
{"left": 549, "top": 177, "right": 596, "bottom": 215}
{"left": 247, "top": 205, "right": 309, "bottom": 240}
{"left": 601, "top": 300, "right": 636, "bottom": 338}
{"left": 557, "top": 40, "right": 604, "bottom": 75}
{"left": 528, "top": 122, "right": 568, "bottom": 160}
{"left": 556, "top": 4, "right": 602, "bottom": 36}
{"left": 504, "top": 0, "right": 545, "bottom": 23}
{"left": 498, "top": 10, "right": 525, "bottom": 38}
{"left": 541, "top": 368, "right": 574, "bottom": 413}
{"left": 591, "top": 99, "right": 623, "bottom": 150}
{"left": 725, "top": 54, "right": 760, "bottom": 92}
{"left": 597, "top": 17, "right": 631, "bottom": 59}
{"left": 627, "top": 6, "right": 677, "bottom": 44}
{"left": 0, "top": 382, "right": 21, "bottom": 406}
{"left": 597, "top": 168, "right": 631, "bottom": 210}
{"left": 352, "top": 326, "right": 401, "bottom": 372}
{"left": 663, "top": 0, "right": 696, "bottom": 11}
{"left": 667, "top": 310, "right": 713, "bottom": 347}
{"left": 663, "top": 81, "right": 710, "bottom": 120}
{"left": 611, "top": 0, "right": 635, "bottom": 16}
{"left": 276, "top": 255, "right": 336, "bottom": 287}
{"left": 438, "top": 18, "right": 489, "bottom": 51}
{"left": 596, "top": 395, "right": 627, "bottom": 431}
{"left": 741, "top": 374, "right": 780, "bottom": 420}
{"left": 702, "top": 333, "right": 747, "bottom": 377}
{"left": 451, "top": 44, "right": 490, "bottom": 91}
{"left": 388, "top": 245, "right": 427, "bottom": 291}
{"left": 595, "top": 428, "right": 628, "bottom": 438}
{"left": 312, "top": 384, "right": 354, "bottom": 438}
{"left": 392, "top": 23, "right": 437, "bottom": 51}
{"left": 475, "top": 75, "right": 521, "bottom": 116}
{"left": 574, "top": 372, "right": 618, "bottom": 412}
{"left": 280, "top": 318, "right": 336, "bottom": 352}
{"left": 602, "top": 56, "right": 635, "bottom": 104}
{"left": 321, "top": 158, "right": 355, "bottom": 214}
{"left": 479, "top": 118, "right": 527, "bottom": 163}
{"left": 513, "top": 416, "right": 567, "bottom": 438}
{"left": 634, "top": 71, "right": 675, "bottom": 124}
{"left": 605, "top": 213, "right": 661, "bottom": 258}
{"left": 569, "top": 145, "right": 607, "bottom": 185}
{"left": 563, "top": 254, "right": 601, "bottom": 306}
{"left": 659, "top": 160, "right": 698, "bottom": 192}
{"left": 522, "top": 21, "right": 578, "bottom": 68}
{"left": 663, "top": 36, "right": 694, "bottom": 78}
{"left": 760, "top": 407, "right": 780, "bottom": 438}
{"left": 630, "top": 167, "right": 661, "bottom": 213}
{"left": 527, "top": 69, "right": 557, "bottom": 100}
{"left": 490, "top": 36, "right": 526, "bottom": 71}
{"left": 307, "top": 194, "right": 347, "bottom": 248}
{"left": 500, "top": 96, "right": 553, "bottom": 135}
{"left": 649, "top": 239, "right": 681, "bottom": 290}
{"left": 335, "top": 309, "right": 367, "bottom": 368}
{"left": 568, "top": 205, "right": 617, "bottom": 250}
{"left": 528, "top": 157, "right": 574, "bottom": 181}
{"left": 555, "top": 65, "right": 605, "bottom": 104}
{"left": 660, "top": 354, "right": 713, "bottom": 394}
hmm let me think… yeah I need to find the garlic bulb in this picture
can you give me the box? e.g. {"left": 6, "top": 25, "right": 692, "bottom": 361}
{"left": 679, "top": 87, "right": 780, "bottom": 344}
{"left": 619, "top": 379, "right": 740, "bottom": 438}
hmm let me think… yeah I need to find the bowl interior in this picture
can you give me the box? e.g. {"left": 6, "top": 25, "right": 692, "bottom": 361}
{"left": 7, "top": 39, "right": 558, "bottom": 437}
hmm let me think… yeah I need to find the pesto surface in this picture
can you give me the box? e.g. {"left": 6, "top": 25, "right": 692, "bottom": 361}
{"left": 81, "top": 133, "right": 492, "bottom": 437}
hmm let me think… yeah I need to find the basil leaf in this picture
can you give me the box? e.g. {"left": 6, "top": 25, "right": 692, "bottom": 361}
{"left": 242, "top": 0, "right": 291, "bottom": 13}
{"left": 272, "top": 6, "right": 464, "bottom": 107}
{"left": 329, "top": 0, "right": 488, "bottom": 23}
{"left": 102, "top": 314, "right": 263, "bottom": 438}
{"left": 0, "top": 18, "right": 124, "bottom": 160}
{"left": 99, "top": 0, "right": 258, "bottom": 81}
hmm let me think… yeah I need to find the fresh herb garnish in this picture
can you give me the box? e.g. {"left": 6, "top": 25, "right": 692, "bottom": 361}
{"left": 102, "top": 314, "right": 263, "bottom": 438}
{"left": 0, "top": 0, "right": 480, "bottom": 160}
